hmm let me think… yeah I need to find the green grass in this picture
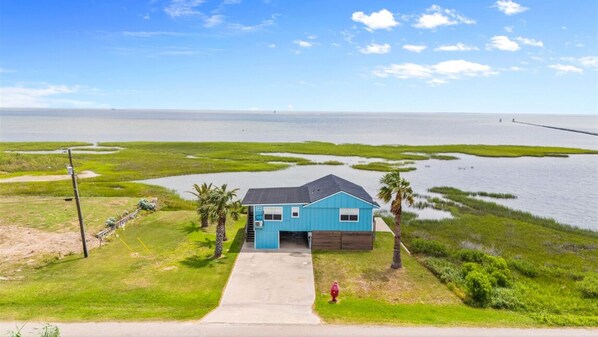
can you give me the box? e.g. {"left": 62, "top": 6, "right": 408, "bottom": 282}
{"left": 312, "top": 233, "right": 536, "bottom": 326}
{"left": 1, "top": 141, "right": 596, "bottom": 181}
{"left": 351, "top": 162, "right": 417, "bottom": 172}
{"left": 0, "top": 181, "right": 194, "bottom": 211}
{"left": 0, "top": 210, "right": 245, "bottom": 321}
{"left": 398, "top": 188, "right": 598, "bottom": 326}
{"left": 0, "top": 196, "right": 138, "bottom": 232}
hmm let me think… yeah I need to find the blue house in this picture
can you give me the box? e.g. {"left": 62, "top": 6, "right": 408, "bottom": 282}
{"left": 241, "top": 174, "right": 380, "bottom": 250}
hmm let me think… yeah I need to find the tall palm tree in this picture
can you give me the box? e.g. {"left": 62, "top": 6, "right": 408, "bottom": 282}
{"left": 188, "top": 182, "right": 213, "bottom": 228}
{"left": 206, "top": 184, "right": 240, "bottom": 258}
{"left": 378, "top": 169, "right": 414, "bottom": 269}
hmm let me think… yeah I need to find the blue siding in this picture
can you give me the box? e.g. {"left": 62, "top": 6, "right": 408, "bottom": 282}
{"left": 251, "top": 192, "right": 377, "bottom": 249}
{"left": 254, "top": 229, "right": 279, "bottom": 249}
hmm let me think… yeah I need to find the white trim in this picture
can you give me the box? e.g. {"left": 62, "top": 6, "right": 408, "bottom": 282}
{"left": 263, "top": 206, "right": 283, "bottom": 222}
{"left": 339, "top": 208, "right": 359, "bottom": 222}
{"left": 303, "top": 191, "right": 380, "bottom": 208}
{"left": 291, "top": 206, "right": 300, "bottom": 218}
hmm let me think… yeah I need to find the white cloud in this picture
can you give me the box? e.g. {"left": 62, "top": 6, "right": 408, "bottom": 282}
{"left": 0, "top": 67, "right": 15, "bottom": 73}
{"left": 294, "top": 40, "right": 313, "bottom": 48}
{"left": 204, "top": 15, "right": 224, "bottom": 27}
{"left": 413, "top": 5, "right": 475, "bottom": 30}
{"left": 548, "top": 64, "right": 583, "bottom": 74}
{"left": 351, "top": 9, "right": 399, "bottom": 31}
{"left": 561, "top": 56, "right": 598, "bottom": 69}
{"left": 578, "top": 56, "right": 598, "bottom": 69}
{"left": 360, "top": 43, "right": 391, "bottom": 54}
{"left": 487, "top": 36, "right": 520, "bottom": 51}
{"left": 227, "top": 16, "right": 276, "bottom": 32}
{"left": 373, "top": 63, "right": 432, "bottom": 79}
{"left": 373, "top": 59, "right": 496, "bottom": 85}
{"left": 516, "top": 36, "right": 543, "bottom": 47}
{"left": 307, "top": 34, "right": 317, "bottom": 40}
{"left": 504, "top": 26, "right": 514, "bottom": 33}
{"left": 121, "top": 31, "right": 186, "bottom": 38}
{"left": 434, "top": 43, "right": 478, "bottom": 51}
{"left": 402, "top": 44, "right": 427, "bottom": 53}
{"left": 268, "top": 43, "right": 276, "bottom": 48}
{"left": 494, "top": 0, "right": 529, "bottom": 15}
{"left": 0, "top": 84, "right": 101, "bottom": 108}
{"left": 164, "top": 0, "right": 205, "bottom": 18}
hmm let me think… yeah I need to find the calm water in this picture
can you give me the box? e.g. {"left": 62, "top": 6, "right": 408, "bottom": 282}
{"left": 2, "top": 108, "right": 597, "bottom": 230}
{"left": 1, "top": 109, "right": 597, "bottom": 149}
{"left": 139, "top": 153, "right": 598, "bottom": 230}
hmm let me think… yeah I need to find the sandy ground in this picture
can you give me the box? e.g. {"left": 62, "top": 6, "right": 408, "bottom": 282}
{"left": 0, "top": 225, "right": 99, "bottom": 269}
{"left": 0, "top": 171, "right": 99, "bottom": 183}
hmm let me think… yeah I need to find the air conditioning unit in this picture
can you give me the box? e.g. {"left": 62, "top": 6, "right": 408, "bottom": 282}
{"left": 254, "top": 221, "right": 263, "bottom": 228}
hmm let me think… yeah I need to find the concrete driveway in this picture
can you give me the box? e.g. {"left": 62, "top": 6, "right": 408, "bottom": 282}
{"left": 201, "top": 242, "right": 320, "bottom": 325}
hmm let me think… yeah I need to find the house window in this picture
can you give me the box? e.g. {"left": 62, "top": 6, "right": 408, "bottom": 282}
{"left": 264, "top": 207, "right": 283, "bottom": 221}
{"left": 340, "top": 208, "right": 359, "bottom": 222}
{"left": 291, "top": 207, "right": 300, "bottom": 218}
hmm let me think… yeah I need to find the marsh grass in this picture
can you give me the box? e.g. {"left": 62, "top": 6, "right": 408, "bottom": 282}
{"left": 2, "top": 141, "right": 596, "bottom": 181}
{"left": 395, "top": 188, "right": 598, "bottom": 326}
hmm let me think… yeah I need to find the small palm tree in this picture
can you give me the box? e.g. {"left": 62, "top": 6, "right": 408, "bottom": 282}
{"left": 378, "top": 169, "right": 414, "bottom": 269}
{"left": 188, "top": 182, "right": 213, "bottom": 228}
{"left": 206, "top": 184, "right": 240, "bottom": 258}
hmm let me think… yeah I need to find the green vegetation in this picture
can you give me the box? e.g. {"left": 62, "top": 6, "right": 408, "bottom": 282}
{"left": 321, "top": 160, "right": 344, "bottom": 165}
{"left": 396, "top": 188, "right": 598, "bottom": 326}
{"left": 378, "top": 169, "right": 415, "bottom": 269}
{"left": 312, "top": 233, "right": 536, "bottom": 326}
{"left": 0, "top": 210, "right": 245, "bottom": 321}
{"left": 1, "top": 141, "right": 596, "bottom": 181}
{"left": 0, "top": 196, "right": 138, "bottom": 232}
{"left": 351, "top": 162, "right": 416, "bottom": 172}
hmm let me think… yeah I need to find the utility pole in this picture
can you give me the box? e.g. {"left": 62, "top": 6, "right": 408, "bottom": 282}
{"left": 68, "top": 149, "right": 89, "bottom": 258}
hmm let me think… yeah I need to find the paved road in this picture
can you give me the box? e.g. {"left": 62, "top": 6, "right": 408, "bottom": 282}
{"left": 2, "top": 322, "right": 596, "bottom": 337}
{"left": 200, "top": 242, "right": 320, "bottom": 324}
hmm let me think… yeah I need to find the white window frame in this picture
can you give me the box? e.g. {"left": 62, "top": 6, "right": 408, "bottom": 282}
{"left": 264, "top": 207, "right": 283, "bottom": 221}
{"left": 291, "top": 207, "right": 300, "bottom": 218}
{"left": 339, "top": 208, "right": 359, "bottom": 222}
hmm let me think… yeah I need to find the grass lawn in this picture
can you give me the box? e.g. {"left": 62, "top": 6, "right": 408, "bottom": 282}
{"left": 312, "top": 233, "right": 536, "bottom": 326}
{"left": 0, "top": 196, "right": 139, "bottom": 233}
{"left": 0, "top": 210, "right": 245, "bottom": 321}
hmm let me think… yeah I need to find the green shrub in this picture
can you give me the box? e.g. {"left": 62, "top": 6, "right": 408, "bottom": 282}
{"left": 490, "top": 287, "right": 521, "bottom": 310}
{"left": 508, "top": 258, "right": 538, "bottom": 278}
{"left": 456, "top": 249, "right": 486, "bottom": 263}
{"left": 105, "top": 217, "right": 117, "bottom": 227}
{"left": 461, "top": 262, "right": 481, "bottom": 278}
{"left": 490, "top": 270, "right": 512, "bottom": 288}
{"left": 465, "top": 270, "right": 493, "bottom": 306}
{"left": 138, "top": 198, "right": 156, "bottom": 211}
{"left": 410, "top": 238, "right": 449, "bottom": 257}
{"left": 577, "top": 274, "right": 598, "bottom": 299}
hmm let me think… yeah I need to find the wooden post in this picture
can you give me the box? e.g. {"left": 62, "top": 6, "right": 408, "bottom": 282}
{"left": 68, "top": 149, "right": 89, "bottom": 258}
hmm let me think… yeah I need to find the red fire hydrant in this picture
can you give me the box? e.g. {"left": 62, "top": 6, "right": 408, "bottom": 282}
{"left": 330, "top": 281, "right": 340, "bottom": 303}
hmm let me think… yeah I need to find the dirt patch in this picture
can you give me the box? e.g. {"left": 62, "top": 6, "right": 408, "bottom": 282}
{"left": 0, "top": 171, "right": 99, "bottom": 183}
{"left": 0, "top": 225, "right": 100, "bottom": 265}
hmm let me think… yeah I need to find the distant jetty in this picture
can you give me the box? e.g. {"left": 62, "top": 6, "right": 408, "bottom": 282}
{"left": 513, "top": 120, "right": 598, "bottom": 136}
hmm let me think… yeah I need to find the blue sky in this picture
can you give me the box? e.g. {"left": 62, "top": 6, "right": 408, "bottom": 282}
{"left": 0, "top": 0, "right": 596, "bottom": 113}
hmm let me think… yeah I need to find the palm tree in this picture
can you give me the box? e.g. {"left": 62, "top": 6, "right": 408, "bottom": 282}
{"left": 378, "top": 169, "right": 414, "bottom": 269}
{"left": 188, "top": 182, "right": 213, "bottom": 228}
{"left": 206, "top": 184, "right": 240, "bottom": 258}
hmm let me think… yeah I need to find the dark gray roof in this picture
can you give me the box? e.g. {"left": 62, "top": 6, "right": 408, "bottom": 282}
{"left": 242, "top": 186, "right": 310, "bottom": 205}
{"left": 242, "top": 174, "right": 379, "bottom": 207}
{"left": 302, "top": 174, "right": 379, "bottom": 206}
